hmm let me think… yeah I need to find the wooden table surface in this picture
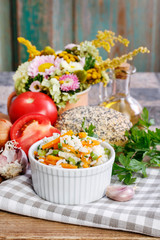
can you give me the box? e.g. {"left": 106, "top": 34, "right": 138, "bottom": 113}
{"left": 0, "top": 72, "right": 160, "bottom": 240}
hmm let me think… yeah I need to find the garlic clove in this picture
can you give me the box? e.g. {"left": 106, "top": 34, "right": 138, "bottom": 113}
{"left": 106, "top": 185, "right": 135, "bottom": 202}
{"left": 0, "top": 141, "right": 28, "bottom": 179}
{"left": 0, "top": 154, "right": 8, "bottom": 167}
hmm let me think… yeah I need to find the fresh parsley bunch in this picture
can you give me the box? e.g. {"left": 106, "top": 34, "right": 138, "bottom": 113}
{"left": 82, "top": 109, "right": 160, "bottom": 185}
{"left": 113, "top": 107, "right": 160, "bottom": 185}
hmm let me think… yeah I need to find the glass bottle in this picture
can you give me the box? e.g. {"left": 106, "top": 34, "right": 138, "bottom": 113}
{"left": 100, "top": 64, "right": 142, "bottom": 125}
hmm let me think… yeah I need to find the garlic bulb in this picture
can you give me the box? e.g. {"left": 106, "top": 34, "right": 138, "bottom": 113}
{"left": 106, "top": 185, "right": 135, "bottom": 202}
{"left": 0, "top": 141, "right": 28, "bottom": 179}
{"left": 0, "top": 119, "right": 12, "bottom": 148}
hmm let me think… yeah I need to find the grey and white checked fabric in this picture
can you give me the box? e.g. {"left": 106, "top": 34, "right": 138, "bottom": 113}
{"left": 0, "top": 168, "right": 160, "bottom": 237}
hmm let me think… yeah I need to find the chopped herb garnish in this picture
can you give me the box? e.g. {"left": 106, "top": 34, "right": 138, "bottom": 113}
{"left": 76, "top": 161, "right": 81, "bottom": 168}
{"left": 90, "top": 151, "right": 98, "bottom": 160}
{"left": 82, "top": 118, "right": 98, "bottom": 138}
{"left": 104, "top": 148, "right": 110, "bottom": 156}
{"left": 51, "top": 150, "right": 59, "bottom": 156}
{"left": 58, "top": 143, "right": 62, "bottom": 150}
{"left": 37, "top": 149, "right": 46, "bottom": 157}
{"left": 68, "top": 157, "right": 76, "bottom": 165}
{"left": 37, "top": 144, "right": 41, "bottom": 150}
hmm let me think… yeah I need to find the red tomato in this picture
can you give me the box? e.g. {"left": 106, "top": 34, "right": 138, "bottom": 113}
{"left": 10, "top": 113, "right": 60, "bottom": 155}
{"left": 9, "top": 92, "right": 58, "bottom": 125}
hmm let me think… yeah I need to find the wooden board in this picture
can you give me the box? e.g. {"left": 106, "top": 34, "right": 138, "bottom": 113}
{"left": 0, "top": 211, "right": 155, "bottom": 240}
{"left": 1, "top": 0, "right": 160, "bottom": 71}
{"left": 0, "top": 0, "right": 12, "bottom": 71}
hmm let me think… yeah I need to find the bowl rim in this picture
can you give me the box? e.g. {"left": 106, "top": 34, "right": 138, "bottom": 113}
{"left": 28, "top": 138, "right": 115, "bottom": 172}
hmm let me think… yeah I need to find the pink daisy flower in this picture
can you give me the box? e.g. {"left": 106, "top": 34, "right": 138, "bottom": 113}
{"left": 28, "top": 55, "right": 61, "bottom": 78}
{"left": 29, "top": 81, "right": 41, "bottom": 92}
{"left": 59, "top": 74, "right": 80, "bottom": 92}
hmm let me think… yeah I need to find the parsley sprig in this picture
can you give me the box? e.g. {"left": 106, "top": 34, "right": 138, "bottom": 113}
{"left": 82, "top": 118, "right": 98, "bottom": 138}
{"left": 113, "top": 107, "right": 160, "bottom": 185}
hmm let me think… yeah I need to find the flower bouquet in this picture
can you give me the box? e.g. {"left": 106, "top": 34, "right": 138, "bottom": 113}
{"left": 13, "top": 30, "right": 149, "bottom": 111}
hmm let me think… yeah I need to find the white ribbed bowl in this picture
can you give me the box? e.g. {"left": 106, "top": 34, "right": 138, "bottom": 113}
{"left": 28, "top": 140, "right": 115, "bottom": 205}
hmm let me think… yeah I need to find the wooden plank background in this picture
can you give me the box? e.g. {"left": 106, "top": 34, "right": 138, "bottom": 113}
{"left": 0, "top": 0, "right": 12, "bottom": 71}
{"left": 0, "top": 0, "right": 160, "bottom": 71}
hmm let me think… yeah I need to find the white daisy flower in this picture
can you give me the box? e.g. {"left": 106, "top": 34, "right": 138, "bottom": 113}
{"left": 61, "top": 61, "right": 83, "bottom": 73}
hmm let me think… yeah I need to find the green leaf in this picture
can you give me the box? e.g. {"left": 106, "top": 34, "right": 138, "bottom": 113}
{"left": 84, "top": 55, "right": 96, "bottom": 71}
{"left": 148, "top": 128, "right": 160, "bottom": 145}
{"left": 117, "top": 173, "right": 136, "bottom": 185}
{"left": 127, "top": 159, "right": 145, "bottom": 173}
{"left": 112, "top": 163, "right": 126, "bottom": 175}
{"left": 137, "top": 107, "right": 154, "bottom": 129}
{"left": 123, "top": 173, "right": 136, "bottom": 185}
{"left": 81, "top": 118, "right": 98, "bottom": 138}
{"left": 141, "top": 107, "right": 149, "bottom": 122}
{"left": 118, "top": 154, "right": 130, "bottom": 167}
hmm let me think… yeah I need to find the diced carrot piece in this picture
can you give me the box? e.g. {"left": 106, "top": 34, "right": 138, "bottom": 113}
{"left": 41, "top": 155, "right": 63, "bottom": 166}
{"left": 61, "top": 130, "right": 73, "bottom": 137}
{"left": 83, "top": 163, "right": 89, "bottom": 168}
{"left": 44, "top": 159, "right": 58, "bottom": 165}
{"left": 42, "top": 130, "right": 73, "bottom": 149}
{"left": 40, "top": 161, "right": 47, "bottom": 165}
{"left": 81, "top": 140, "right": 90, "bottom": 146}
{"left": 39, "top": 157, "right": 46, "bottom": 160}
{"left": 96, "top": 155, "right": 102, "bottom": 161}
{"left": 82, "top": 139, "right": 100, "bottom": 147}
{"left": 91, "top": 140, "right": 100, "bottom": 146}
{"left": 78, "top": 132, "right": 87, "bottom": 138}
{"left": 53, "top": 143, "right": 59, "bottom": 149}
{"left": 42, "top": 137, "right": 60, "bottom": 150}
{"left": 61, "top": 163, "right": 77, "bottom": 169}
{"left": 34, "top": 151, "right": 38, "bottom": 156}
{"left": 62, "top": 144, "right": 76, "bottom": 153}
{"left": 46, "top": 155, "right": 62, "bottom": 161}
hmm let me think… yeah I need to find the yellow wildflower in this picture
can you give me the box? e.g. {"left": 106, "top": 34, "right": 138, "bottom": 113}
{"left": 99, "top": 47, "right": 150, "bottom": 70}
{"left": 92, "top": 30, "right": 129, "bottom": 52}
{"left": 18, "top": 37, "right": 40, "bottom": 60}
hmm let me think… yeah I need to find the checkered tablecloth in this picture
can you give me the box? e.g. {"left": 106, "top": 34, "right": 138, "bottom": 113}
{"left": 0, "top": 168, "right": 160, "bottom": 237}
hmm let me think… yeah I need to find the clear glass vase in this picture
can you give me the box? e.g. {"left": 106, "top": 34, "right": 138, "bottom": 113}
{"left": 100, "top": 65, "right": 142, "bottom": 125}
